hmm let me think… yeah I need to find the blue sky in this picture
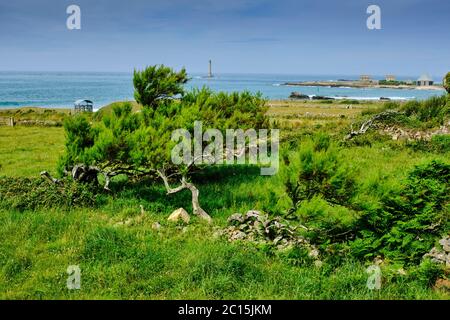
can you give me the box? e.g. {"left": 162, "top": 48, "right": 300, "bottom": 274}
{"left": 0, "top": 0, "right": 449, "bottom": 78}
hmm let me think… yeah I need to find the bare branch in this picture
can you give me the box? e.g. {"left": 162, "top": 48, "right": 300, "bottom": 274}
{"left": 40, "top": 171, "right": 62, "bottom": 185}
{"left": 345, "top": 110, "right": 402, "bottom": 140}
{"left": 157, "top": 169, "right": 212, "bottom": 223}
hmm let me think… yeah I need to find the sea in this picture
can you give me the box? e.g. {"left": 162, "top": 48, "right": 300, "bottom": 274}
{"left": 0, "top": 71, "right": 445, "bottom": 111}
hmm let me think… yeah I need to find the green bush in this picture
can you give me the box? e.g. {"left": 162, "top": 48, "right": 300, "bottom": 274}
{"left": 379, "top": 80, "right": 410, "bottom": 86}
{"left": 133, "top": 65, "right": 188, "bottom": 109}
{"left": 407, "top": 134, "right": 450, "bottom": 153}
{"left": 339, "top": 99, "right": 360, "bottom": 105}
{"left": 350, "top": 160, "right": 450, "bottom": 264}
{"left": 401, "top": 95, "right": 449, "bottom": 126}
{"left": 59, "top": 76, "right": 269, "bottom": 180}
{"left": 0, "top": 177, "right": 99, "bottom": 211}
{"left": 295, "top": 196, "right": 359, "bottom": 243}
{"left": 282, "top": 134, "right": 357, "bottom": 216}
{"left": 443, "top": 72, "right": 450, "bottom": 94}
{"left": 410, "top": 259, "right": 445, "bottom": 287}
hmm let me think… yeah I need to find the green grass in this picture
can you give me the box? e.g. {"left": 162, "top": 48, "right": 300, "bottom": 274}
{"left": 0, "top": 208, "right": 446, "bottom": 299}
{"left": 0, "top": 126, "right": 65, "bottom": 177}
{"left": 0, "top": 105, "right": 449, "bottom": 299}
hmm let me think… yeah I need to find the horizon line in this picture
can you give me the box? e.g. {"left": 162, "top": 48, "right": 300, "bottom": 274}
{"left": 0, "top": 70, "right": 443, "bottom": 79}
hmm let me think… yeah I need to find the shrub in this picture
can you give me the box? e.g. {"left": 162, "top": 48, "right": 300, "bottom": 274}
{"left": 407, "top": 134, "right": 450, "bottom": 153}
{"left": 443, "top": 72, "right": 450, "bottom": 94}
{"left": 282, "top": 134, "right": 357, "bottom": 216}
{"left": 59, "top": 66, "right": 270, "bottom": 220}
{"left": 0, "top": 177, "right": 99, "bottom": 211}
{"left": 339, "top": 99, "right": 360, "bottom": 105}
{"left": 410, "top": 259, "right": 445, "bottom": 287}
{"left": 401, "top": 95, "right": 449, "bottom": 126}
{"left": 350, "top": 160, "right": 450, "bottom": 264}
{"left": 295, "top": 196, "right": 358, "bottom": 243}
{"left": 133, "top": 65, "right": 188, "bottom": 109}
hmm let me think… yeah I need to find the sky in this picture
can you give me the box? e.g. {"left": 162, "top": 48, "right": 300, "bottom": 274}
{"left": 0, "top": 0, "right": 449, "bottom": 78}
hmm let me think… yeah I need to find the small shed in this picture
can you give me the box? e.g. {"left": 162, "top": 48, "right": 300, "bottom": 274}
{"left": 74, "top": 99, "right": 93, "bottom": 113}
{"left": 417, "top": 74, "right": 433, "bottom": 86}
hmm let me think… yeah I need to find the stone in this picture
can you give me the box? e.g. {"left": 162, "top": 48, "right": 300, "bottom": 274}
{"left": 424, "top": 247, "right": 449, "bottom": 266}
{"left": 424, "top": 236, "right": 450, "bottom": 267}
{"left": 434, "top": 278, "right": 450, "bottom": 291}
{"left": 289, "top": 92, "right": 310, "bottom": 100}
{"left": 314, "top": 260, "right": 323, "bottom": 268}
{"left": 168, "top": 208, "right": 190, "bottom": 224}
{"left": 439, "top": 236, "right": 450, "bottom": 253}
{"left": 308, "top": 249, "right": 319, "bottom": 259}
{"left": 152, "top": 222, "right": 161, "bottom": 230}
{"left": 230, "top": 230, "right": 246, "bottom": 241}
{"left": 227, "top": 213, "right": 244, "bottom": 225}
{"left": 397, "top": 268, "right": 407, "bottom": 276}
{"left": 245, "top": 210, "right": 261, "bottom": 220}
{"left": 311, "top": 95, "right": 334, "bottom": 100}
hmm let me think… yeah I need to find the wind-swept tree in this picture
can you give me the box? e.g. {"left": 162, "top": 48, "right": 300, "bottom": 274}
{"left": 133, "top": 65, "right": 188, "bottom": 109}
{"left": 55, "top": 65, "right": 270, "bottom": 222}
{"left": 444, "top": 71, "right": 450, "bottom": 94}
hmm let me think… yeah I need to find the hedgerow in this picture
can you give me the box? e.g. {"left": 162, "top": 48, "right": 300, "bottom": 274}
{"left": 282, "top": 134, "right": 449, "bottom": 266}
{"left": 0, "top": 177, "right": 99, "bottom": 211}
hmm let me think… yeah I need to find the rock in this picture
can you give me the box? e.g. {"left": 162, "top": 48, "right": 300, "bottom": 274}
{"left": 245, "top": 210, "right": 261, "bottom": 219}
{"left": 228, "top": 213, "right": 244, "bottom": 225}
{"left": 168, "top": 208, "right": 190, "bottom": 224}
{"left": 397, "top": 268, "right": 407, "bottom": 276}
{"left": 308, "top": 249, "right": 319, "bottom": 259}
{"left": 439, "top": 236, "right": 450, "bottom": 253}
{"left": 221, "top": 210, "right": 322, "bottom": 265}
{"left": 312, "top": 95, "right": 334, "bottom": 100}
{"left": 289, "top": 92, "right": 310, "bottom": 100}
{"left": 434, "top": 278, "right": 450, "bottom": 291}
{"left": 113, "top": 218, "right": 132, "bottom": 227}
{"left": 230, "top": 230, "right": 246, "bottom": 241}
{"left": 380, "top": 97, "right": 391, "bottom": 101}
{"left": 152, "top": 222, "right": 161, "bottom": 230}
{"left": 424, "top": 248, "right": 448, "bottom": 265}
{"left": 245, "top": 210, "right": 261, "bottom": 220}
{"left": 374, "top": 256, "right": 384, "bottom": 266}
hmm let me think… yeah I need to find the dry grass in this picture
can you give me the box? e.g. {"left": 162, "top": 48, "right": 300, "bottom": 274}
{"left": 267, "top": 100, "right": 379, "bottom": 118}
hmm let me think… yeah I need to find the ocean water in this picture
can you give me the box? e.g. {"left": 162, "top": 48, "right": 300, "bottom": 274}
{"left": 0, "top": 71, "right": 445, "bottom": 110}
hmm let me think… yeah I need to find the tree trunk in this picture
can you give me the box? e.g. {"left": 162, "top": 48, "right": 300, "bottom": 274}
{"left": 157, "top": 169, "right": 212, "bottom": 223}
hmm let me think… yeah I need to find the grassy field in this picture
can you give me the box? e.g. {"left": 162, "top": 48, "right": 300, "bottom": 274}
{"left": 0, "top": 126, "right": 65, "bottom": 177}
{"left": 0, "top": 100, "right": 449, "bottom": 300}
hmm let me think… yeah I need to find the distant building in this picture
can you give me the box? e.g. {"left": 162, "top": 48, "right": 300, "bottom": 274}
{"left": 208, "top": 60, "right": 213, "bottom": 78}
{"left": 385, "top": 75, "right": 396, "bottom": 81}
{"left": 360, "top": 75, "right": 372, "bottom": 82}
{"left": 74, "top": 99, "right": 93, "bottom": 113}
{"left": 417, "top": 74, "right": 434, "bottom": 86}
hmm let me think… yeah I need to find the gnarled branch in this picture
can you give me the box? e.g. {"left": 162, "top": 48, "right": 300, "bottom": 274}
{"left": 345, "top": 110, "right": 403, "bottom": 140}
{"left": 157, "top": 168, "right": 212, "bottom": 223}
